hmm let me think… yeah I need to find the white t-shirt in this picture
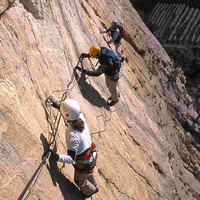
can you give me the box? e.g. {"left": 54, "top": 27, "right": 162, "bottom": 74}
{"left": 58, "top": 113, "right": 91, "bottom": 164}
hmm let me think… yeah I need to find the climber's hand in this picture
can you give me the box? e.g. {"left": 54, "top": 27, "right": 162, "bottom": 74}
{"left": 75, "top": 66, "right": 82, "bottom": 71}
{"left": 51, "top": 101, "right": 60, "bottom": 109}
{"left": 42, "top": 149, "right": 59, "bottom": 161}
{"left": 80, "top": 53, "right": 90, "bottom": 58}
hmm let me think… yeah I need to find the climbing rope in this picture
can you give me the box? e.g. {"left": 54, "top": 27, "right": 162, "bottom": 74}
{"left": 18, "top": 152, "right": 51, "bottom": 200}
{"left": 91, "top": 106, "right": 118, "bottom": 152}
{"left": 88, "top": 57, "right": 99, "bottom": 70}
{"left": 45, "top": 57, "right": 82, "bottom": 147}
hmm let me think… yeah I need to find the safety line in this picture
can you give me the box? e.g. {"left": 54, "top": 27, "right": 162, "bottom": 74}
{"left": 45, "top": 57, "right": 82, "bottom": 147}
{"left": 18, "top": 152, "right": 51, "bottom": 200}
{"left": 91, "top": 107, "right": 118, "bottom": 152}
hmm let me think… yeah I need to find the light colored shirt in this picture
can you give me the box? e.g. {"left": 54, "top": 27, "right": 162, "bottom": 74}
{"left": 58, "top": 113, "right": 91, "bottom": 164}
{"left": 109, "top": 28, "right": 120, "bottom": 43}
{"left": 101, "top": 27, "right": 121, "bottom": 43}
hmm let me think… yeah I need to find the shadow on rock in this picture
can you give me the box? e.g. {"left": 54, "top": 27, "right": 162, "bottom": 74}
{"left": 75, "top": 70, "right": 110, "bottom": 110}
{"left": 40, "top": 134, "right": 85, "bottom": 200}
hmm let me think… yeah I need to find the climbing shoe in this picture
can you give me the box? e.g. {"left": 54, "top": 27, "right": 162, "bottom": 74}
{"left": 121, "top": 57, "right": 125, "bottom": 63}
{"left": 81, "top": 187, "right": 99, "bottom": 198}
{"left": 108, "top": 100, "right": 118, "bottom": 106}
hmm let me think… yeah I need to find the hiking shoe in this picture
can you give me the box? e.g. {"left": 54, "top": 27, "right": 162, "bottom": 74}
{"left": 108, "top": 100, "right": 118, "bottom": 106}
{"left": 108, "top": 95, "right": 120, "bottom": 101}
{"left": 108, "top": 97, "right": 112, "bottom": 101}
{"left": 121, "top": 57, "right": 125, "bottom": 63}
{"left": 93, "top": 187, "right": 99, "bottom": 195}
{"left": 81, "top": 187, "right": 99, "bottom": 198}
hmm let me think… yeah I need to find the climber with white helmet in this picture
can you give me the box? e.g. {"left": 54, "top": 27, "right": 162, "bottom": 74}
{"left": 100, "top": 20, "right": 124, "bottom": 62}
{"left": 44, "top": 99, "right": 98, "bottom": 198}
{"left": 75, "top": 45, "right": 121, "bottom": 106}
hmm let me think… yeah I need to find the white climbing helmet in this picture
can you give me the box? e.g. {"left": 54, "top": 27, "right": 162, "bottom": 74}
{"left": 60, "top": 99, "right": 81, "bottom": 122}
{"left": 111, "top": 20, "right": 118, "bottom": 26}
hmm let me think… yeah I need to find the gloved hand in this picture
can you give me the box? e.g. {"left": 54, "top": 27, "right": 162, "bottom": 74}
{"left": 47, "top": 96, "right": 60, "bottom": 109}
{"left": 75, "top": 66, "right": 86, "bottom": 73}
{"left": 80, "top": 53, "right": 89, "bottom": 58}
{"left": 51, "top": 101, "right": 60, "bottom": 109}
{"left": 72, "top": 161, "right": 76, "bottom": 166}
{"left": 42, "top": 149, "right": 59, "bottom": 161}
{"left": 100, "top": 29, "right": 106, "bottom": 33}
{"left": 75, "top": 66, "right": 82, "bottom": 71}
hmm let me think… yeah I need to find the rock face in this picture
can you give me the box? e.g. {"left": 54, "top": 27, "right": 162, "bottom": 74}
{"left": 148, "top": 3, "right": 200, "bottom": 44}
{"left": 0, "top": 0, "right": 200, "bottom": 200}
{"left": 147, "top": 2, "right": 200, "bottom": 111}
{"left": 0, "top": 0, "right": 15, "bottom": 15}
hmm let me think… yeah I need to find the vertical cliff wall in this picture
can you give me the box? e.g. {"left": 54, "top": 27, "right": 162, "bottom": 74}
{"left": 147, "top": 2, "right": 200, "bottom": 111}
{"left": 148, "top": 3, "right": 200, "bottom": 44}
{"left": 0, "top": 0, "right": 200, "bottom": 200}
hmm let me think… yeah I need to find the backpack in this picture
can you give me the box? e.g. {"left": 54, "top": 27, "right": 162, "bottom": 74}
{"left": 117, "top": 24, "right": 125, "bottom": 38}
{"left": 104, "top": 48, "right": 122, "bottom": 72}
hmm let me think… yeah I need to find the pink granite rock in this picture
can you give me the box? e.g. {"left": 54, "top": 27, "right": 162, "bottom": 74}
{"left": 0, "top": 1, "right": 199, "bottom": 200}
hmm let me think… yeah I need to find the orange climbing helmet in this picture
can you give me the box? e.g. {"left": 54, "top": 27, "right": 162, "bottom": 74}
{"left": 89, "top": 45, "right": 101, "bottom": 57}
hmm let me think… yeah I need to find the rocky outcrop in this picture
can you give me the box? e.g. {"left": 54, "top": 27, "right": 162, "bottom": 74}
{"left": 148, "top": 3, "right": 200, "bottom": 45}
{"left": 0, "top": 0, "right": 15, "bottom": 15}
{"left": 163, "top": 46, "right": 200, "bottom": 111}
{"left": 0, "top": 0, "right": 200, "bottom": 200}
{"left": 147, "top": 2, "right": 200, "bottom": 112}
{"left": 19, "top": 0, "right": 42, "bottom": 19}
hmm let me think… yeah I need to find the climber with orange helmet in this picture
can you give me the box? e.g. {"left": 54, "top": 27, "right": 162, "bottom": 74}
{"left": 75, "top": 45, "right": 121, "bottom": 106}
{"left": 44, "top": 99, "right": 98, "bottom": 198}
{"left": 100, "top": 20, "right": 124, "bottom": 62}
